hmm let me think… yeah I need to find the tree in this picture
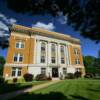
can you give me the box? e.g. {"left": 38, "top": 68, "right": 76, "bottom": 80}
{"left": 6, "top": 0, "right": 100, "bottom": 43}
{"left": 0, "top": 56, "right": 5, "bottom": 76}
{"left": 98, "top": 50, "right": 100, "bottom": 58}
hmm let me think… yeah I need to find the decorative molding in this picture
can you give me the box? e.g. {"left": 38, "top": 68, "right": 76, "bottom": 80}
{"left": 10, "top": 24, "right": 80, "bottom": 44}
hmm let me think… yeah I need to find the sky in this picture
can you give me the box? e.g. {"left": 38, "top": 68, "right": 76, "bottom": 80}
{"left": 0, "top": 0, "right": 100, "bottom": 58}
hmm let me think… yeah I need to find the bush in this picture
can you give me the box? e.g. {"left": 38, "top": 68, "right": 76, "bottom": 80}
{"left": 84, "top": 73, "right": 94, "bottom": 78}
{"left": 74, "top": 71, "right": 82, "bottom": 78}
{"left": 13, "top": 78, "right": 17, "bottom": 83}
{"left": 65, "top": 73, "right": 75, "bottom": 79}
{"left": 23, "top": 73, "right": 33, "bottom": 82}
{"left": 47, "top": 76, "right": 52, "bottom": 80}
{"left": 0, "top": 76, "right": 5, "bottom": 84}
{"left": 35, "top": 74, "right": 47, "bottom": 81}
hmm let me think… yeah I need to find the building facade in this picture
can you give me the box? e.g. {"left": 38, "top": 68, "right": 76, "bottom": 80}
{"left": 3, "top": 24, "right": 85, "bottom": 79}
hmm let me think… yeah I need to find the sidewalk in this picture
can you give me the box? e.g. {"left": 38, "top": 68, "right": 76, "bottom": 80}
{"left": 0, "top": 80, "right": 60, "bottom": 100}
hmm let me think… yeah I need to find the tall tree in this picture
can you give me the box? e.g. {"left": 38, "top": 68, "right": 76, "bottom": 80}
{"left": 0, "top": 56, "right": 5, "bottom": 76}
{"left": 0, "top": 0, "right": 100, "bottom": 48}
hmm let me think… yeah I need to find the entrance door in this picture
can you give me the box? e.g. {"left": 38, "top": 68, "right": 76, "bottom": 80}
{"left": 52, "top": 68, "right": 58, "bottom": 77}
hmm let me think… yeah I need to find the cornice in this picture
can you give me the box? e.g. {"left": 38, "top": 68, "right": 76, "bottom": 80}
{"left": 10, "top": 24, "right": 80, "bottom": 44}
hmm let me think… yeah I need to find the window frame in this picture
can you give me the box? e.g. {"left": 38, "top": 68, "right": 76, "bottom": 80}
{"left": 13, "top": 53, "right": 24, "bottom": 62}
{"left": 15, "top": 41, "right": 25, "bottom": 49}
{"left": 12, "top": 67, "right": 22, "bottom": 77}
{"left": 41, "top": 68, "right": 46, "bottom": 75}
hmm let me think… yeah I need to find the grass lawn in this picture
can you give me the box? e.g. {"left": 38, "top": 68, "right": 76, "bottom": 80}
{"left": 0, "top": 81, "right": 47, "bottom": 94}
{"left": 10, "top": 79, "right": 100, "bottom": 100}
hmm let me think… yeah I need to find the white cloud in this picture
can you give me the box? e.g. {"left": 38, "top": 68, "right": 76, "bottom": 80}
{"left": 0, "top": 13, "right": 17, "bottom": 37}
{"left": 0, "top": 21, "right": 8, "bottom": 31}
{"left": 32, "top": 22, "right": 55, "bottom": 31}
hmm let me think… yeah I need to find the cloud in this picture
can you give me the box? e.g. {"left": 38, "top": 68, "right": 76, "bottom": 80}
{"left": 0, "top": 13, "right": 17, "bottom": 37}
{"left": 32, "top": 22, "right": 55, "bottom": 31}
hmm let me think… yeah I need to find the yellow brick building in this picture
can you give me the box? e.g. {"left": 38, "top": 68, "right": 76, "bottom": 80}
{"left": 3, "top": 24, "right": 85, "bottom": 79}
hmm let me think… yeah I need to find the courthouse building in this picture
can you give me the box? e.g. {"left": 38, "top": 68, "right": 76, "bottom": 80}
{"left": 3, "top": 24, "right": 85, "bottom": 79}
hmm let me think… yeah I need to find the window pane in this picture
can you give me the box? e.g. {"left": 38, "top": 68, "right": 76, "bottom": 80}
{"left": 18, "top": 68, "right": 21, "bottom": 76}
{"left": 41, "top": 68, "right": 46, "bottom": 75}
{"left": 41, "top": 56, "right": 45, "bottom": 63}
{"left": 14, "top": 54, "right": 18, "bottom": 62}
{"left": 61, "top": 58, "right": 65, "bottom": 64}
{"left": 16, "top": 43, "right": 19, "bottom": 48}
{"left": 21, "top": 43, "right": 24, "bottom": 48}
{"left": 63, "top": 68, "right": 67, "bottom": 75}
{"left": 12, "top": 71, "right": 16, "bottom": 76}
{"left": 19, "top": 56, "right": 23, "bottom": 62}
{"left": 51, "top": 57, "right": 55, "bottom": 63}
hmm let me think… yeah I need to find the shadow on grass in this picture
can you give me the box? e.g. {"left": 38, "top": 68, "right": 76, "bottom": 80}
{"left": 70, "top": 95, "right": 89, "bottom": 100}
{"left": 0, "top": 82, "right": 32, "bottom": 94}
{"left": 9, "top": 92, "right": 69, "bottom": 100}
{"left": 88, "top": 88, "right": 100, "bottom": 92}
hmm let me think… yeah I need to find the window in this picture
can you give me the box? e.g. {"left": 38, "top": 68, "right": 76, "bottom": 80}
{"left": 12, "top": 67, "right": 22, "bottom": 77}
{"left": 16, "top": 41, "right": 24, "bottom": 48}
{"left": 41, "top": 56, "right": 45, "bottom": 63}
{"left": 51, "top": 43, "right": 56, "bottom": 63}
{"left": 74, "top": 48, "right": 79, "bottom": 55}
{"left": 60, "top": 45, "right": 65, "bottom": 64}
{"left": 41, "top": 68, "right": 46, "bottom": 75}
{"left": 75, "top": 58, "right": 80, "bottom": 64}
{"left": 51, "top": 57, "right": 56, "bottom": 63}
{"left": 61, "top": 57, "right": 65, "bottom": 64}
{"left": 14, "top": 53, "right": 23, "bottom": 62}
{"left": 61, "top": 46, "right": 64, "bottom": 52}
{"left": 41, "top": 42, "right": 45, "bottom": 51}
{"left": 41, "top": 42, "right": 46, "bottom": 63}
{"left": 63, "top": 68, "right": 67, "bottom": 75}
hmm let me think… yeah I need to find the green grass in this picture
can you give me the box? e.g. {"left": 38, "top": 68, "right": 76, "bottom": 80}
{"left": 10, "top": 79, "right": 100, "bottom": 100}
{"left": 0, "top": 81, "right": 47, "bottom": 94}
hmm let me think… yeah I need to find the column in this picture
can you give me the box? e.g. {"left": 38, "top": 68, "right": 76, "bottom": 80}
{"left": 36, "top": 39, "right": 41, "bottom": 64}
{"left": 66, "top": 44, "right": 71, "bottom": 65}
{"left": 47, "top": 42, "right": 51, "bottom": 65}
{"left": 57, "top": 43, "right": 61, "bottom": 65}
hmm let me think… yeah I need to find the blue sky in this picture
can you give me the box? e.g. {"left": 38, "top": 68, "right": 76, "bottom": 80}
{"left": 0, "top": 0, "right": 100, "bottom": 58}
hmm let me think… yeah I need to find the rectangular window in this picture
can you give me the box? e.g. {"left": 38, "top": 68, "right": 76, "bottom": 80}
{"left": 41, "top": 56, "right": 45, "bottom": 63}
{"left": 75, "top": 59, "right": 80, "bottom": 64}
{"left": 14, "top": 53, "right": 23, "bottom": 62}
{"left": 61, "top": 57, "right": 65, "bottom": 64}
{"left": 51, "top": 57, "right": 56, "bottom": 63}
{"left": 41, "top": 68, "right": 46, "bottom": 75}
{"left": 74, "top": 48, "right": 79, "bottom": 55}
{"left": 16, "top": 41, "right": 25, "bottom": 49}
{"left": 63, "top": 68, "right": 67, "bottom": 75}
{"left": 12, "top": 67, "right": 22, "bottom": 77}
{"left": 14, "top": 54, "right": 18, "bottom": 62}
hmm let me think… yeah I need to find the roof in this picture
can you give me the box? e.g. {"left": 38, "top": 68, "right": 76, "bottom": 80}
{"left": 10, "top": 24, "right": 80, "bottom": 44}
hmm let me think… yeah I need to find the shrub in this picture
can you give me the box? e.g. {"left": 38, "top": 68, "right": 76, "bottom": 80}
{"left": 35, "top": 74, "right": 47, "bottom": 81}
{"left": 74, "top": 71, "right": 82, "bottom": 78}
{"left": 65, "top": 73, "right": 75, "bottom": 79}
{"left": 47, "top": 76, "right": 52, "bottom": 80}
{"left": 23, "top": 73, "right": 33, "bottom": 82}
{"left": 84, "top": 73, "right": 94, "bottom": 78}
{"left": 0, "top": 76, "right": 5, "bottom": 84}
{"left": 13, "top": 78, "right": 17, "bottom": 83}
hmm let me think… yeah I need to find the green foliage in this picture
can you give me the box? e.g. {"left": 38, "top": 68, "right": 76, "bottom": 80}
{"left": 6, "top": 0, "right": 100, "bottom": 43}
{"left": 0, "top": 56, "right": 5, "bottom": 76}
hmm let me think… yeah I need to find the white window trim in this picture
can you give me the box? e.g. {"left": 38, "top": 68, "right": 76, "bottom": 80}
{"left": 15, "top": 41, "right": 25, "bottom": 49}
{"left": 13, "top": 53, "right": 24, "bottom": 63}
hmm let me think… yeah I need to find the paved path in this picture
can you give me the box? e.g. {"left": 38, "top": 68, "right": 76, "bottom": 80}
{"left": 0, "top": 80, "right": 60, "bottom": 100}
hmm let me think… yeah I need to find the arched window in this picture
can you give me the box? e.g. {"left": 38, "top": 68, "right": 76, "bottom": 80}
{"left": 41, "top": 42, "right": 46, "bottom": 63}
